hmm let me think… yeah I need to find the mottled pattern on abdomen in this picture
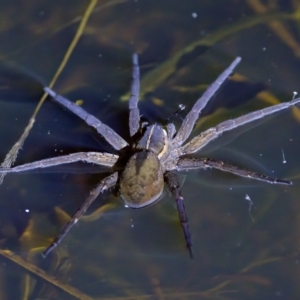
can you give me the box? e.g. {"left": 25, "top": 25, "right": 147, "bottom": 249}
{"left": 120, "top": 151, "right": 164, "bottom": 208}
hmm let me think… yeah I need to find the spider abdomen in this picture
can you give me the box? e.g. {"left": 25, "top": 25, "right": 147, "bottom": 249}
{"left": 120, "top": 151, "right": 164, "bottom": 208}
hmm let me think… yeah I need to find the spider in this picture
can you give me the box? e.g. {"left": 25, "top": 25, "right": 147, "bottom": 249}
{"left": 0, "top": 54, "right": 299, "bottom": 258}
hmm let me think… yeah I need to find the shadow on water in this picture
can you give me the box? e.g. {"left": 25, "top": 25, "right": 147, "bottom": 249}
{"left": 0, "top": 0, "right": 300, "bottom": 299}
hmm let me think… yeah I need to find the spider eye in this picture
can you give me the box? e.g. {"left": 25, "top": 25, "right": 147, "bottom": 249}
{"left": 120, "top": 151, "right": 164, "bottom": 208}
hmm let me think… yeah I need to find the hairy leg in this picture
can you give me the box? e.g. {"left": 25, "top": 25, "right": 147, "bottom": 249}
{"left": 0, "top": 152, "right": 118, "bottom": 173}
{"left": 129, "top": 53, "right": 141, "bottom": 137}
{"left": 43, "top": 172, "right": 118, "bottom": 257}
{"left": 164, "top": 171, "right": 193, "bottom": 258}
{"left": 181, "top": 97, "right": 300, "bottom": 155}
{"left": 177, "top": 157, "right": 292, "bottom": 185}
{"left": 44, "top": 87, "right": 128, "bottom": 150}
{"left": 174, "top": 57, "right": 241, "bottom": 146}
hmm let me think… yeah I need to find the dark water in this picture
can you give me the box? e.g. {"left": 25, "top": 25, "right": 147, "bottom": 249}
{"left": 0, "top": 1, "right": 300, "bottom": 299}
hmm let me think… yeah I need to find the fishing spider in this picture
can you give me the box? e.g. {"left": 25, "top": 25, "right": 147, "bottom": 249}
{"left": 1, "top": 54, "right": 298, "bottom": 258}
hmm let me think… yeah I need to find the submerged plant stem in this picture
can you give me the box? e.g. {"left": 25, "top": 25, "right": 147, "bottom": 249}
{"left": 0, "top": 249, "right": 93, "bottom": 300}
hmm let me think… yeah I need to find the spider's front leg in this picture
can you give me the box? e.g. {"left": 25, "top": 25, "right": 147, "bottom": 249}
{"left": 177, "top": 157, "right": 292, "bottom": 185}
{"left": 164, "top": 171, "right": 193, "bottom": 258}
{"left": 174, "top": 57, "right": 241, "bottom": 146}
{"left": 129, "top": 53, "right": 141, "bottom": 137}
{"left": 43, "top": 172, "right": 118, "bottom": 257}
{"left": 44, "top": 87, "right": 128, "bottom": 151}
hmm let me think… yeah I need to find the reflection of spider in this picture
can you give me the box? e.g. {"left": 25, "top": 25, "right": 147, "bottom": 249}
{"left": 1, "top": 54, "right": 298, "bottom": 258}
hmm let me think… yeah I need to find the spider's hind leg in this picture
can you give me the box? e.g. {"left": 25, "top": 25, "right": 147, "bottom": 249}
{"left": 43, "top": 172, "right": 118, "bottom": 257}
{"left": 177, "top": 157, "right": 292, "bottom": 185}
{"left": 164, "top": 171, "right": 193, "bottom": 258}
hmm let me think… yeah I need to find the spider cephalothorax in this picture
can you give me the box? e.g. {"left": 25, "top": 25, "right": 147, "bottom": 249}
{"left": 0, "top": 54, "right": 298, "bottom": 258}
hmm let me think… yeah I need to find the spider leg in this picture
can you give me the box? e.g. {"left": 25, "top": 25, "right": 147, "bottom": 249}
{"left": 44, "top": 87, "right": 128, "bottom": 151}
{"left": 173, "top": 57, "right": 241, "bottom": 146}
{"left": 181, "top": 96, "right": 300, "bottom": 155}
{"left": 0, "top": 152, "right": 118, "bottom": 173}
{"left": 43, "top": 172, "right": 118, "bottom": 257}
{"left": 129, "top": 53, "right": 141, "bottom": 137}
{"left": 177, "top": 157, "right": 292, "bottom": 185}
{"left": 164, "top": 171, "right": 193, "bottom": 258}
